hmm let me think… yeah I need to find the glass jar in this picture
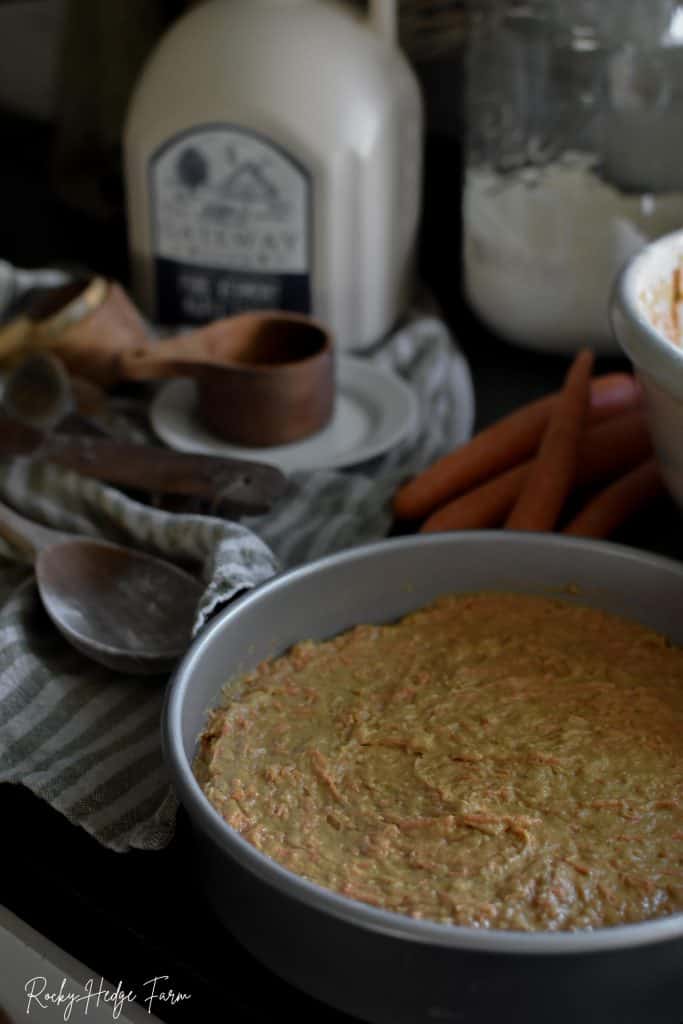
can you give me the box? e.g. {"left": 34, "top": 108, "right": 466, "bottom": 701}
{"left": 463, "top": 0, "right": 683, "bottom": 353}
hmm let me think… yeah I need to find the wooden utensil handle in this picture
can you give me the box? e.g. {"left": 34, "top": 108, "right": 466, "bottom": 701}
{"left": 117, "top": 331, "right": 210, "bottom": 381}
{"left": 0, "top": 499, "right": 76, "bottom": 559}
{"left": 117, "top": 346, "right": 188, "bottom": 381}
{"left": 41, "top": 435, "right": 287, "bottom": 510}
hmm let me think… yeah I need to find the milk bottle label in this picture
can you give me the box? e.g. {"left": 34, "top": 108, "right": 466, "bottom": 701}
{"left": 150, "top": 125, "right": 312, "bottom": 324}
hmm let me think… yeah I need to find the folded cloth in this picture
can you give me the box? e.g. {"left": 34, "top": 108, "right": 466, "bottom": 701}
{"left": 0, "top": 262, "right": 474, "bottom": 851}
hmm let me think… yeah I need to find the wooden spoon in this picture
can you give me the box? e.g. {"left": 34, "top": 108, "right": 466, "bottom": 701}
{"left": 0, "top": 500, "right": 203, "bottom": 675}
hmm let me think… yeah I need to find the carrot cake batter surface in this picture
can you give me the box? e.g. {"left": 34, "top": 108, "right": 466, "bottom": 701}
{"left": 194, "top": 593, "right": 683, "bottom": 931}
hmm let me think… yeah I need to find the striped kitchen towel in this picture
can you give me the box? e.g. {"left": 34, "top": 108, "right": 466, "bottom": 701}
{"left": 0, "top": 262, "right": 474, "bottom": 851}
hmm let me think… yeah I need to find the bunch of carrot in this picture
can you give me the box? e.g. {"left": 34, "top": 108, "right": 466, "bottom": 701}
{"left": 393, "top": 350, "right": 666, "bottom": 538}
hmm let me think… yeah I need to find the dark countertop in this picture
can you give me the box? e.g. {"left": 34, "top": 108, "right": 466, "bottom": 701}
{"left": 1, "top": 115, "right": 682, "bottom": 1023}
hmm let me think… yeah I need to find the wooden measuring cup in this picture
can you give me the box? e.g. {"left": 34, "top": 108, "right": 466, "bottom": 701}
{"left": 118, "top": 311, "right": 335, "bottom": 447}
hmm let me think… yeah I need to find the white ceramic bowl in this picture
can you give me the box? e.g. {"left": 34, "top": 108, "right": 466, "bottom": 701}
{"left": 611, "top": 228, "right": 683, "bottom": 511}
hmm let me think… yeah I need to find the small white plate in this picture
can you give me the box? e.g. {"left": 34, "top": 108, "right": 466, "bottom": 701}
{"left": 150, "top": 356, "right": 419, "bottom": 473}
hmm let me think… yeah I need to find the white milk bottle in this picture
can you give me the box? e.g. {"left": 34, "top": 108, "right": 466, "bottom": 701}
{"left": 123, "top": 0, "right": 423, "bottom": 350}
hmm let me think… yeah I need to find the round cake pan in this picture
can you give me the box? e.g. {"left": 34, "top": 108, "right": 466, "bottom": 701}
{"left": 163, "top": 532, "right": 683, "bottom": 1024}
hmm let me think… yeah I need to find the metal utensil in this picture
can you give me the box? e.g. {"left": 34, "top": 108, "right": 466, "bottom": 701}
{"left": 2, "top": 350, "right": 110, "bottom": 431}
{"left": 2, "top": 350, "right": 76, "bottom": 430}
{"left": 0, "top": 499, "right": 203, "bottom": 674}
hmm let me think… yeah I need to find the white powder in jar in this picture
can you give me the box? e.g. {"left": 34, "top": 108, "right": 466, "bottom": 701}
{"left": 463, "top": 154, "right": 683, "bottom": 354}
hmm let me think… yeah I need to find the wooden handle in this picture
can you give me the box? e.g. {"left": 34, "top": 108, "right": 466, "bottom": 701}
{"left": 116, "top": 332, "right": 208, "bottom": 381}
{"left": 0, "top": 500, "right": 76, "bottom": 560}
{"left": 41, "top": 435, "right": 288, "bottom": 510}
{"left": 117, "top": 348, "right": 186, "bottom": 381}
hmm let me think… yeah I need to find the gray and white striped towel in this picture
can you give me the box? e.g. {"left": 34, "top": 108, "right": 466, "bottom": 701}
{"left": 0, "top": 261, "right": 475, "bottom": 851}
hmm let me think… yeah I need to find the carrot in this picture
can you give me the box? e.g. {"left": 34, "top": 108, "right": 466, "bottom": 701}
{"left": 419, "top": 410, "right": 652, "bottom": 533}
{"left": 563, "top": 460, "right": 665, "bottom": 538}
{"left": 420, "top": 464, "right": 525, "bottom": 533}
{"left": 393, "top": 372, "right": 642, "bottom": 521}
{"left": 504, "top": 349, "right": 594, "bottom": 531}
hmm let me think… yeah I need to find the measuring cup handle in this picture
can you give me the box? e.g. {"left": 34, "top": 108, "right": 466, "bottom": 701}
{"left": 117, "top": 332, "right": 205, "bottom": 381}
